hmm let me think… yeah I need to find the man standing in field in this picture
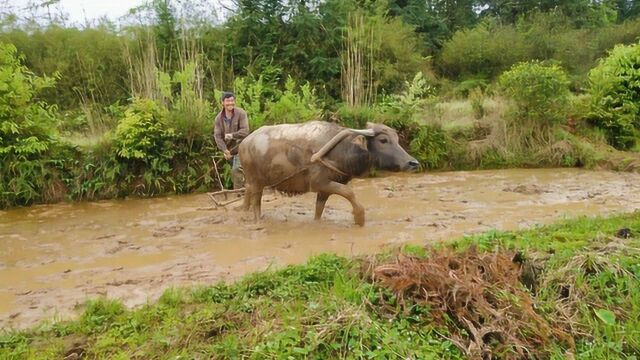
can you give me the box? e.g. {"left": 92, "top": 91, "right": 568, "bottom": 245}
{"left": 214, "top": 92, "right": 250, "bottom": 189}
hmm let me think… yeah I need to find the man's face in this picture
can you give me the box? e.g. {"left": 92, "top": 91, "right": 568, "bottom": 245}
{"left": 222, "top": 96, "right": 235, "bottom": 112}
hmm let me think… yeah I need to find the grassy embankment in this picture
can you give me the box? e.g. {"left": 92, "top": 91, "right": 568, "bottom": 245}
{"left": 417, "top": 96, "right": 640, "bottom": 172}
{"left": 1, "top": 211, "right": 639, "bottom": 359}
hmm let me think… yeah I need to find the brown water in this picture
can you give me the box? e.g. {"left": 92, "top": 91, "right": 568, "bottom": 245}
{"left": 1, "top": 168, "right": 639, "bottom": 329}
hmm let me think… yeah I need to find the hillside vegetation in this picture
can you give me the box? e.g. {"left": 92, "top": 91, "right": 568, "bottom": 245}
{"left": 1, "top": 0, "right": 640, "bottom": 208}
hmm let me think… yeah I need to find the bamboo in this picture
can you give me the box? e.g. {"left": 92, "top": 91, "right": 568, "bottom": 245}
{"left": 341, "top": 12, "right": 378, "bottom": 107}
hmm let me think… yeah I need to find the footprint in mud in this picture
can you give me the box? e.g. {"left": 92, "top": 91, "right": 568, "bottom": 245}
{"left": 95, "top": 234, "right": 116, "bottom": 240}
{"left": 106, "top": 279, "right": 139, "bottom": 286}
{"left": 503, "top": 184, "right": 550, "bottom": 195}
{"left": 152, "top": 225, "right": 185, "bottom": 237}
{"left": 106, "top": 240, "right": 141, "bottom": 254}
{"left": 427, "top": 222, "right": 448, "bottom": 229}
{"left": 197, "top": 215, "right": 225, "bottom": 225}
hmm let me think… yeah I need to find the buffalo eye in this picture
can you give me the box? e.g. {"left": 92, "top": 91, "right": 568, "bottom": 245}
{"left": 379, "top": 137, "right": 389, "bottom": 144}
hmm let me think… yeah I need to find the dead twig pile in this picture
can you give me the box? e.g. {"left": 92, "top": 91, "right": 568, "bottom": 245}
{"left": 372, "top": 246, "right": 573, "bottom": 359}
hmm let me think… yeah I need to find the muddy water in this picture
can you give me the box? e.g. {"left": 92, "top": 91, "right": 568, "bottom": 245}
{"left": 1, "top": 168, "right": 639, "bottom": 329}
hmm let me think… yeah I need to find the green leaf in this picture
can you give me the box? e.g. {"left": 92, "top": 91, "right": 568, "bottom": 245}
{"left": 594, "top": 309, "right": 616, "bottom": 326}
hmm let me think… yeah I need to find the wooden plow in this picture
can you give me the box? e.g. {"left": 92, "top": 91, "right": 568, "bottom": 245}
{"left": 207, "top": 156, "right": 245, "bottom": 209}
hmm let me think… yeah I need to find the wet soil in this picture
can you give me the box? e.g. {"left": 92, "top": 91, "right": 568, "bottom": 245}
{"left": 1, "top": 168, "right": 639, "bottom": 329}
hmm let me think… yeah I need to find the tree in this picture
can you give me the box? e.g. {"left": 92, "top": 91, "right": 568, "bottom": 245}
{"left": 388, "top": 0, "right": 478, "bottom": 52}
{"left": 477, "top": 0, "right": 618, "bottom": 27}
{"left": 616, "top": 0, "right": 640, "bottom": 21}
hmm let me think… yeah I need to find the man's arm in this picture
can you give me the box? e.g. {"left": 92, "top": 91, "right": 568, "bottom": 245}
{"left": 213, "top": 116, "right": 227, "bottom": 152}
{"left": 233, "top": 110, "right": 250, "bottom": 140}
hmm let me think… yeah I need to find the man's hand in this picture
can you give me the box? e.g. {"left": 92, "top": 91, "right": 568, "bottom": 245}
{"left": 223, "top": 150, "right": 232, "bottom": 160}
{"left": 224, "top": 133, "right": 233, "bottom": 141}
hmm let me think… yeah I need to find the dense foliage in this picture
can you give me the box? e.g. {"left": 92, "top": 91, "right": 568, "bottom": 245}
{"left": 0, "top": 43, "right": 69, "bottom": 208}
{"left": 499, "top": 61, "right": 570, "bottom": 126}
{"left": 588, "top": 42, "right": 640, "bottom": 150}
{"left": 2, "top": 0, "right": 640, "bottom": 108}
{"left": 0, "top": 0, "right": 639, "bottom": 208}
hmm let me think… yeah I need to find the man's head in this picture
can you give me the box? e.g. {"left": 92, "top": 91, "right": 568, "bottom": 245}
{"left": 221, "top": 92, "right": 235, "bottom": 112}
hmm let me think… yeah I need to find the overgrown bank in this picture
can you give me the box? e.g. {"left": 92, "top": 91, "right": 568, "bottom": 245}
{"left": 3, "top": 38, "right": 640, "bottom": 209}
{"left": 1, "top": 212, "right": 639, "bottom": 359}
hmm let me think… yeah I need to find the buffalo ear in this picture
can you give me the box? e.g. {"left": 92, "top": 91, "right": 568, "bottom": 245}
{"left": 351, "top": 135, "right": 368, "bottom": 151}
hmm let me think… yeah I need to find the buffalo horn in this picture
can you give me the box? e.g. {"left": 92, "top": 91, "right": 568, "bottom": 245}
{"left": 310, "top": 128, "right": 374, "bottom": 163}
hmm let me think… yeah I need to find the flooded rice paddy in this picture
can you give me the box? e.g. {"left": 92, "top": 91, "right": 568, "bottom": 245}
{"left": 1, "top": 168, "right": 639, "bottom": 328}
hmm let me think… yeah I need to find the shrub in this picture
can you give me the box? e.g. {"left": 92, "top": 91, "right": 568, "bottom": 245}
{"left": 438, "top": 15, "right": 640, "bottom": 89}
{"left": 451, "top": 77, "right": 489, "bottom": 98}
{"left": 113, "top": 99, "right": 175, "bottom": 167}
{"left": 112, "top": 99, "right": 181, "bottom": 194}
{"left": 164, "top": 62, "right": 214, "bottom": 153}
{"left": 499, "top": 61, "right": 570, "bottom": 125}
{"left": 409, "top": 124, "right": 450, "bottom": 170}
{"left": 265, "top": 76, "right": 322, "bottom": 124}
{"left": 439, "top": 19, "right": 529, "bottom": 79}
{"left": 378, "top": 72, "right": 435, "bottom": 129}
{"left": 0, "top": 43, "right": 67, "bottom": 208}
{"left": 0, "top": 43, "right": 58, "bottom": 157}
{"left": 588, "top": 42, "right": 640, "bottom": 150}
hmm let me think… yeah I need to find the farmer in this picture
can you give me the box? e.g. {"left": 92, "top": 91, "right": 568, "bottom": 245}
{"left": 214, "top": 91, "right": 250, "bottom": 189}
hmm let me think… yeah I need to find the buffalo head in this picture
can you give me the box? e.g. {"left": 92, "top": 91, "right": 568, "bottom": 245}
{"left": 365, "top": 123, "right": 419, "bottom": 172}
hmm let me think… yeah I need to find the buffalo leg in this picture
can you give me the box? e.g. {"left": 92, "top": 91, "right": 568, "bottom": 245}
{"left": 314, "top": 181, "right": 365, "bottom": 226}
{"left": 250, "top": 186, "right": 264, "bottom": 222}
{"left": 241, "top": 185, "right": 252, "bottom": 211}
{"left": 314, "top": 192, "right": 330, "bottom": 220}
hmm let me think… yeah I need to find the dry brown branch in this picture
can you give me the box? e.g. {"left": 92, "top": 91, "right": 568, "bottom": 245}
{"left": 371, "top": 247, "right": 574, "bottom": 359}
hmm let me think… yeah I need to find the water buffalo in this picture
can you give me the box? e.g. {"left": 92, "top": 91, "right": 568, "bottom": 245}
{"left": 238, "top": 121, "right": 419, "bottom": 226}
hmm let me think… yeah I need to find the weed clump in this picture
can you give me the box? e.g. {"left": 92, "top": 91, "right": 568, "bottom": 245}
{"left": 372, "top": 246, "right": 572, "bottom": 359}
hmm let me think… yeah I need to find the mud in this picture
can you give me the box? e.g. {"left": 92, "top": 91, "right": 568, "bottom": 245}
{"left": 1, "top": 168, "right": 639, "bottom": 329}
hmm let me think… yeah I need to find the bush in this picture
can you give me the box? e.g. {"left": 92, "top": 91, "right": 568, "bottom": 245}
{"left": 0, "top": 26, "right": 129, "bottom": 109}
{"left": 163, "top": 62, "right": 214, "bottom": 153}
{"left": 0, "top": 43, "right": 68, "bottom": 208}
{"left": 588, "top": 42, "right": 640, "bottom": 150}
{"left": 451, "top": 77, "right": 489, "bottom": 98}
{"left": 265, "top": 77, "right": 322, "bottom": 124}
{"left": 439, "top": 19, "right": 529, "bottom": 79}
{"left": 0, "top": 43, "right": 58, "bottom": 157}
{"left": 378, "top": 72, "right": 435, "bottom": 129}
{"left": 113, "top": 99, "right": 175, "bottom": 170}
{"left": 409, "top": 124, "right": 450, "bottom": 170}
{"left": 499, "top": 61, "right": 570, "bottom": 125}
{"left": 438, "top": 15, "right": 640, "bottom": 89}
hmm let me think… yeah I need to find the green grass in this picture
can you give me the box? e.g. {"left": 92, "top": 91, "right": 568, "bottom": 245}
{"left": 2, "top": 212, "right": 640, "bottom": 359}
{"left": 419, "top": 97, "right": 506, "bottom": 131}
{"left": 406, "top": 96, "right": 640, "bottom": 172}
{"left": 61, "top": 132, "right": 109, "bottom": 149}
